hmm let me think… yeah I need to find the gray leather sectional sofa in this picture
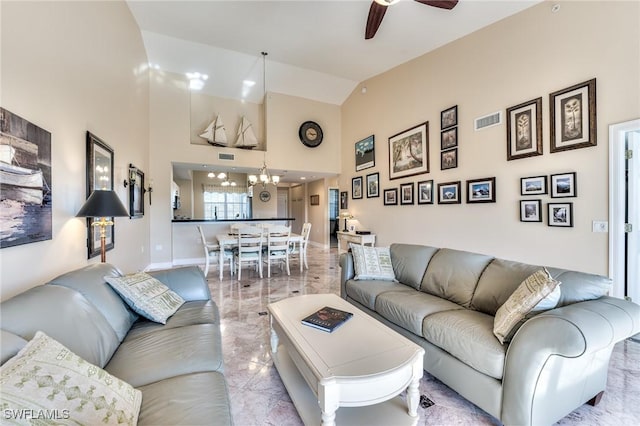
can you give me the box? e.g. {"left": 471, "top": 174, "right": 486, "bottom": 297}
{"left": 340, "top": 243, "right": 640, "bottom": 426}
{"left": 1, "top": 263, "right": 232, "bottom": 425}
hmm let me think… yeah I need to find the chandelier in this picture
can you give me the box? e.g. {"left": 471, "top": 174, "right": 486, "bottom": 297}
{"left": 208, "top": 171, "right": 236, "bottom": 186}
{"left": 248, "top": 159, "right": 279, "bottom": 187}
{"left": 247, "top": 53, "right": 279, "bottom": 188}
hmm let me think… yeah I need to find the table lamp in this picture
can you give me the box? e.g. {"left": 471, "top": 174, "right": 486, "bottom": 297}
{"left": 76, "top": 190, "right": 129, "bottom": 262}
{"left": 341, "top": 212, "right": 353, "bottom": 232}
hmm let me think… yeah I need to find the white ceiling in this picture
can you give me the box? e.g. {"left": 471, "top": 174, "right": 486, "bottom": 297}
{"left": 127, "top": 0, "right": 542, "bottom": 105}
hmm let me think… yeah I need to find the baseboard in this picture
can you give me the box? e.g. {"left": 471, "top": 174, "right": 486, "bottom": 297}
{"left": 145, "top": 261, "right": 181, "bottom": 271}
{"left": 172, "top": 258, "right": 204, "bottom": 267}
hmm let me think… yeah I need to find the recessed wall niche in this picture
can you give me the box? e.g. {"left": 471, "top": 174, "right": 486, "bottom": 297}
{"left": 190, "top": 91, "right": 264, "bottom": 150}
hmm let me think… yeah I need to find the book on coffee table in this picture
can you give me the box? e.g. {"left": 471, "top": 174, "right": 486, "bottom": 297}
{"left": 301, "top": 306, "right": 353, "bottom": 333}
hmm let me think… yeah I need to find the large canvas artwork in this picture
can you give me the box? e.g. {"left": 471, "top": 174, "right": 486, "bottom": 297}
{"left": 0, "top": 108, "right": 52, "bottom": 248}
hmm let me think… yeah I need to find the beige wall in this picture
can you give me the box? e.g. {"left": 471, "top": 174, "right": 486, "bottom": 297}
{"left": 0, "top": 1, "right": 150, "bottom": 300}
{"left": 148, "top": 71, "right": 341, "bottom": 267}
{"left": 340, "top": 0, "right": 640, "bottom": 275}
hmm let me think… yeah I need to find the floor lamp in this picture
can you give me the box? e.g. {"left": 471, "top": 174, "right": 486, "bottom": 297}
{"left": 76, "top": 190, "right": 129, "bottom": 263}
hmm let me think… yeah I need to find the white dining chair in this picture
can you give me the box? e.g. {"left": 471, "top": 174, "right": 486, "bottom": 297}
{"left": 264, "top": 225, "right": 291, "bottom": 278}
{"left": 197, "top": 225, "right": 233, "bottom": 277}
{"left": 290, "top": 222, "right": 311, "bottom": 272}
{"left": 234, "top": 226, "right": 264, "bottom": 280}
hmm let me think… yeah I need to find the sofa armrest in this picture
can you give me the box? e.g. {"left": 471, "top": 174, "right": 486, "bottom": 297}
{"left": 339, "top": 252, "right": 355, "bottom": 299}
{"left": 147, "top": 266, "right": 211, "bottom": 302}
{"left": 502, "top": 296, "right": 640, "bottom": 425}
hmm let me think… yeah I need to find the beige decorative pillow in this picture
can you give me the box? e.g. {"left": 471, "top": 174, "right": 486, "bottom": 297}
{"left": 350, "top": 244, "right": 396, "bottom": 281}
{"left": 0, "top": 331, "right": 141, "bottom": 425}
{"left": 493, "top": 268, "right": 561, "bottom": 344}
{"left": 105, "top": 272, "right": 184, "bottom": 324}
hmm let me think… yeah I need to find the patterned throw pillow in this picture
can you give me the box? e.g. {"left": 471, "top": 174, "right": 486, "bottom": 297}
{"left": 349, "top": 244, "right": 396, "bottom": 281}
{"left": 0, "top": 331, "right": 141, "bottom": 425}
{"left": 105, "top": 272, "right": 184, "bottom": 324}
{"left": 493, "top": 268, "right": 561, "bottom": 344}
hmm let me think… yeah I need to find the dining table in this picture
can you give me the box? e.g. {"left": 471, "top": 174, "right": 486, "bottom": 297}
{"left": 215, "top": 232, "right": 304, "bottom": 280}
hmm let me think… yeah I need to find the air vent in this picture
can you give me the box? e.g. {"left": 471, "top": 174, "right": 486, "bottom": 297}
{"left": 474, "top": 111, "right": 502, "bottom": 131}
{"left": 218, "top": 152, "right": 235, "bottom": 161}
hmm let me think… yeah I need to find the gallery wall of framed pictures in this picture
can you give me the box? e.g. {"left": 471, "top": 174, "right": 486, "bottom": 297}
{"left": 341, "top": 79, "right": 593, "bottom": 234}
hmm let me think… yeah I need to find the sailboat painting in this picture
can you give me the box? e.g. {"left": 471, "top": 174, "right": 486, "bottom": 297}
{"left": 199, "top": 114, "right": 228, "bottom": 146}
{"left": 0, "top": 108, "right": 52, "bottom": 249}
{"left": 234, "top": 116, "right": 258, "bottom": 149}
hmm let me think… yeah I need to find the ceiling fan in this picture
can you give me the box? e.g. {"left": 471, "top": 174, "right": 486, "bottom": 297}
{"left": 365, "top": 0, "right": 459, "bottom": 40}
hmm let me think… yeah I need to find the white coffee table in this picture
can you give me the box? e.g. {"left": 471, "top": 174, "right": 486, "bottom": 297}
{"left": 268, "top": 293, "right": 424, "bottom": 426}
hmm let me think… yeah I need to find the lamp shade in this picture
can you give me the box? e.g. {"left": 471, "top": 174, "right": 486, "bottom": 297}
{"left": 76, "top": 190, "right": 129, "bottom": 218}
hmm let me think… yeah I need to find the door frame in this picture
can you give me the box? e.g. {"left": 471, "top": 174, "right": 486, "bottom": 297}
{"left": 608, "top": 118, "right": 640, "bottom": 299}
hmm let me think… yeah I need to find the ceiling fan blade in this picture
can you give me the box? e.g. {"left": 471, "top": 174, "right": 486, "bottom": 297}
{"left": 365, "top": 2, "right": 388, "bottom": 40}
{"left": 414, "top": 0, "right": 459, "bottom": 10}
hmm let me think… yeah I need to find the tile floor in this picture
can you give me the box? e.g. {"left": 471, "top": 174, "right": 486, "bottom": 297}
{"left": 204, "top": 245, "right": 640, "bottom": 426}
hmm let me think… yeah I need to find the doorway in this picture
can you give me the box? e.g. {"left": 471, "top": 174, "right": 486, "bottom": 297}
{"left": 329, "top": 188, "right": 339, "bottom": 248}
{"left": 609, "top": 119, "right": 639, "bottom": 303}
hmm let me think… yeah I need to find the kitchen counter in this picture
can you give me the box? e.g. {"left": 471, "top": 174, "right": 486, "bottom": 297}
{"left": 172, "top": 218, "right": 295, "bottom": 223}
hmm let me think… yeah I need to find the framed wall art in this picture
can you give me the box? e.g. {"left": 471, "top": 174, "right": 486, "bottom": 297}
{"left": 506, "top": 97, "right": 543, "bottom": 161}
{"left": 550, "top": 172, "right": 577, "bottom": 198}
{"left": 417, "top": 180, "right": 434, "bottom": 205}
{"left": 466, "top": 177, "right": 496, "bottom": 203}
{"left": 520, "top": 175, "right": 547, "bottom": 195}
{"left": 366, "top": 172, "right": 379, "bottom": 198}
{"left": 441, "top": 105, "right": 457, "bottom": 129}
{"left": 400, "top": 182, "right": 414, "bottom": 205}
{"left": 388, "top": 122, "right": 429, "bottom": 180}
{"left": 520, "top": 199, "right": 542, "bottom": 222}
{"left": 128, "top": 164, "right": 145, "bottom": 218}
{"left": 384, "top": 188, "right": 398, "bottom": 206}
{"left": 441, "top": 127, "right": 457, "bottom": 150}
{"left": 0, "top": 108, "right": 52, "bottom": 249}
{"left": 310, "top": 194, "right": 320, "bottom": 206}
{"left": 441, "top": 148, "right": 457, "bottom": 170}
{"left": 340, "top": 191, "right": 348, "bottom": 209}
{"left": 548, "top": 202, "right": 573, "bottom": 227}
{"left": 86, "top": 131, "right": 114, "bottom": 259}
{"left": 550, "top": 78, "right": 596, "bottom": 152}
{"left": 355, "top": 135, "right": 375, "bottom": 172}
{"left": 352, "top": 176, "right": 363, "bottom": 199}
{"left": 437, "top": 181, "right": 461, "bottom": 204}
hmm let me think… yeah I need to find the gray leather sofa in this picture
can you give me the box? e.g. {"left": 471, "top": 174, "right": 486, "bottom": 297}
{"left": 1, "top": 263, "right": 232, "bottom": 425}
{"left": 340, "top": 243, "right": 640, "bottom": 426}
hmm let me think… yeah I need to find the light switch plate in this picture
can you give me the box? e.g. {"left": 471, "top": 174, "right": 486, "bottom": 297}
{"left": 592, "top": 221, "right": 608, "bottom": 232}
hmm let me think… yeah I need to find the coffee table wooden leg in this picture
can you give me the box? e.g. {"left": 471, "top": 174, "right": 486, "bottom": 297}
{"left": 407, "top": 359, "right": 422, "bottom": 417}
{"left": 319, "top": 381, "right": 339, "bottom": 426}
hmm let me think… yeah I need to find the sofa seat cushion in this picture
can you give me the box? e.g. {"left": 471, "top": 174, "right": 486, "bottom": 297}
{"left": 105, "top": 323, "right": 223, "bottom": 387}
{"left": 0, "top": 330, "right": 27, "bottom": 365}
{"left": 125, "top": 300, "right": 219, "bottom": 340}
{"left": 48, "top": 263, "right": 138, "bottom": 342}
{"left": 345, "top": 279, "right": 415, "bottom": 310}
{"left": 137, "top": 372, "right": 232, "bottom": 426}
{"left": 375, "top": 291, "right": 464, "bottom": 336}
{"left": 423, "top": 310, "right": 506, "bottom": 380}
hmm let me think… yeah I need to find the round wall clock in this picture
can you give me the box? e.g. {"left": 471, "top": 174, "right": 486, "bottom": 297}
{"left": 298, "top": 121, "right": 323, "bottom": 148}
{"left": 259, "top": 190, "right": 271, "bottom": 202}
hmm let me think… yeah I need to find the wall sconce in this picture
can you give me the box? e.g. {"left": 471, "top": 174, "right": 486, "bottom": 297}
{"left": 124, "top": 169, "right": 153, "bottom": 205}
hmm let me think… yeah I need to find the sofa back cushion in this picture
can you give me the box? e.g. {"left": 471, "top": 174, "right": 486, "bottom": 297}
{"left": 420, "top": 248, "right": 494, "bottom": 308}
{"left": 0, "top": 285, "right": 120, "bottom": 367}
{"left": 546, "top": 268, "right": 611, "bottom": 306}
{"left": 472, "top": 259, "right": 542, "bottom": 316}
{"left": 48, "top": 263, "right": 138, "bottom": 342}
{"left": 390, "top": 244, "right": 439, "bottom": 290}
